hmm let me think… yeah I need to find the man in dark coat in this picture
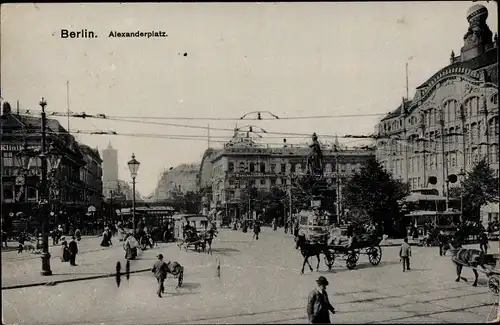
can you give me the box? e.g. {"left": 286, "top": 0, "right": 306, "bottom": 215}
{"left": 479, "top": 231, "right": 489, "bottom": 254}
{"left": 68, "top": 236, "right": 78, "bottom": 266}
{"left": 438, "top": 230, "right": 447, "bottom": 256}
{"left": 307, "top": 276, "right": 336, "bottom": 324}
{"left": 151, "top": 253, "right": 169, "bottom": 298}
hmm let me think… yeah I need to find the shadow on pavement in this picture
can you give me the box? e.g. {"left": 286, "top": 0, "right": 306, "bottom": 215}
{"left": 319, "top": 260, "right": 401, "bottom": 273}
{"left": 169, "top": 290, "right": 199, "bottom": 297}
{"left": 179, "top": 282, "right": 201, "bottom": 290}
{"left": 211, "top": 248, "right": 240, "bottom": 256}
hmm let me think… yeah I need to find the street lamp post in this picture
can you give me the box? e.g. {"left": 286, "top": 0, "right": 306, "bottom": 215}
{"left": 39, "top": 97, "right": 52, "bottom": 276}
{"left": 127, "top": 153, "right": 140, "bottom": 235}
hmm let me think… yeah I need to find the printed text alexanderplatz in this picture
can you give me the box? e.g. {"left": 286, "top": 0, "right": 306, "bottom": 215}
{"left": 60, "top": 29, "right": 168, "bottom": 39}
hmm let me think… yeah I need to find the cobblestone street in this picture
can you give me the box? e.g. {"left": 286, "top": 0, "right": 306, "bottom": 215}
{"left": 2, "top": 228, "right": 498, "bottom": 324}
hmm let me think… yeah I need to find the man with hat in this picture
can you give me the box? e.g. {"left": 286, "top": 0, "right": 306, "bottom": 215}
{"left": 151, "top": 253, "right": 169, "bottom": 298}
{"left": 307, "top": 276, "right": 335, "bottom": 324}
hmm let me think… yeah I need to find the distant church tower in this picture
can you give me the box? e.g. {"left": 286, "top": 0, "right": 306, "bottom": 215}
{"left": 102, "top": 141, "right": 119, "bottom": 183}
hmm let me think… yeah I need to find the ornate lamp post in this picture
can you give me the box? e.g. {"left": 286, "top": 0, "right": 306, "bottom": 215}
{"left": 39, "top": 97, "right": 52, "bottom": 276}
{"left": 127, "top": 153, "right": 140, "bottom": 234}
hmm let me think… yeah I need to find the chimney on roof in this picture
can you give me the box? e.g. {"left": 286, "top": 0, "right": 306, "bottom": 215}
{"left": 283, "top": 138, "right": 287, "bottom": 148}
{"left": 2, "top": 102, "right": 12, "bottom": 115}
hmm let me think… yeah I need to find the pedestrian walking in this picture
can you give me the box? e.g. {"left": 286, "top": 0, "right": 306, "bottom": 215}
{"left": 307, "top": 276, "right": 336, "bottom": 324}
{"left": 68, "top": 236, "right": 78, "bottom": 266}
{"left": 253, "top": 221, "right": 261, "bottom": 240}
{"left": 438, "top": 230, "right": 447, "bottom": 256}
{"left": 75, "top": 228, "right": 82, "bottom": 241}
{"left": 400, "top": 237, "right": 411, "bottom": 272}
{"left": 479, "top": 231, "right": 489, "bottom": 254}
{"left": 100, "top": 227, "right": 112, "bottom": 247}
{"left": 60, "top": 237, "right": 70, "bottom": 262}
{"left": 151, "top": 253, "right": 169, "bottom": 298}
{"left": 17, "top": 232, "right": 25, "bottom": 254}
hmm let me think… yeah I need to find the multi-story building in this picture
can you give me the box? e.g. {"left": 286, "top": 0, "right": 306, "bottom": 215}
{"left": 374, "top": 4, "right": 499, "bottom": 196}
{"left": 1, "top": 104, "right": 103, "bottom": 228}
{"left": 79, "top": 144, "right": 103, "bottom": 213}
{"left": 153, "top": 164, "right": 199, "bottom": 201}
{"left": 199, "top": 131, "right": 374, "bottom": 219}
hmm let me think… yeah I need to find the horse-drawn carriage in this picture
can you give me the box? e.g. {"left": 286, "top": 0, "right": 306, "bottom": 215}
{"left": 324, "top": 232, "right": 382, "bottom": 270}
{"left": 178, "top": 226, "right": 217, "bottom": 254}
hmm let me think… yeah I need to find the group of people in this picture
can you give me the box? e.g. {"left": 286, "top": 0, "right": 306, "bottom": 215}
{"left": 59, "top": 236, "right": 79, "bottom": 266}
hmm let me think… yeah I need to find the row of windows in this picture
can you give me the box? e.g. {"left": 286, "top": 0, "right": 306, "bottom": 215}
{"left": 384, "top": 146, "right": 499, "bottom": 174}
{"left": 379, "top": 95, "right": 497, "bottom": 134}
{"left": 227, "top": 161, "right": 363, "bottom": 174}
{"left": 380, "top": 117, "right": 499, "bottom": 155}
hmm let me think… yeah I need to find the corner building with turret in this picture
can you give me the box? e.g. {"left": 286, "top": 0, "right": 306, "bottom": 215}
{"left": 374, "top": 4, "right": 498, "bottom": 196}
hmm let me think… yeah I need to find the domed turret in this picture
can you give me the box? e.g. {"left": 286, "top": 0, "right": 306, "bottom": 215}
{"left": 466, "top": 4, "right": 488, "bottom": 22}
{"left": 460, "top": 4, "right": 493, "bottom": 61}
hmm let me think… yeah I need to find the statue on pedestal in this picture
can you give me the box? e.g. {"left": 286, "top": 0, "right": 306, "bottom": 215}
{"left": 306, "top": 133, "right": 324, "bottom": 177}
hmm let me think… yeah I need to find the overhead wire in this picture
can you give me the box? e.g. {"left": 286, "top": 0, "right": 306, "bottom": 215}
{"left": 17, "top": 108, "right": 389, "bottom": 121}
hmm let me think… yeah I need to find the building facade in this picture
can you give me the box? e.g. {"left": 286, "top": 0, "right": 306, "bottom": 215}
{"left": 201, "top": 131, "right": 374, "bottom": 219}
{"left": 79, "top": 144, "right": 104, "bottom": 213}
{"left": 1, "top": 106, "right": 103, "bottom": 228}
{"left": 153, "top": 164, "right": 200, "bottom": 201}
{"left": 375, "top": 4, "right": 499, "bottom": 196}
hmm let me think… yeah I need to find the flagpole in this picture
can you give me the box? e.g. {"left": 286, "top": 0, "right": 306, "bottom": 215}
{"left": 405, "top": 62, "right": 409, "bottom": 100}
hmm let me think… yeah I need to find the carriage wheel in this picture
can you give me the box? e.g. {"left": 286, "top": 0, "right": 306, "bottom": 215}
{"left": 324, "top": 251, "right": 335, "bottom": 270}
{"left": 488, "top": 275, "right": 500, "bottom": 294}
{"left": 368, "top": 245, "right": 382, "bottom": 266}
{"left": 346, "top": 254, "right": 357, "bottom": 270}
{"left": 178, "top": 268, "right": 184, "bottom": 287}
{"left": 353, "top": 251, "right": 360, "bottom": 263}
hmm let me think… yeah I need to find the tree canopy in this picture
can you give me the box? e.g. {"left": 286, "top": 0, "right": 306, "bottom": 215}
{"left": 459, "top": 159, "right": 498, "bottom": 220}
{"left": 341, "top": 156, "right": 410, "bottom": 229}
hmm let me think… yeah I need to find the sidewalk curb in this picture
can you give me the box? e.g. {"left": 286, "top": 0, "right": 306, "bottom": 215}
{"left": 1, "top": 268, "right": 151, "bottom": 290}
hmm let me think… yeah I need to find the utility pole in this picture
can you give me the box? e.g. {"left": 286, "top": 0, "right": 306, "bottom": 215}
{"left": 334, "top": 145, "right": 341, "bottom": 223}
{"left": 66, "top": 81, "right": 71, "bottom": 133}
{"left": 207, "top": 124, "right": 211, "bottom": 149}
{"left": 459, "top": 104, "right": 468, "bottom": 172}
{"left": 482, "top": 89, "right": 490, "bottom": 166}
{"left": 439, "top": 109, "right": 449, "bottom": 210}
{"left": 39, "top": 98, "right": 52, "bottom": 276}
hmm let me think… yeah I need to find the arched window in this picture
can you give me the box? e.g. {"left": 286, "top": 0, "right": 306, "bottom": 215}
{"left": 249, "top": 162, "right": 255, "bottom": 172}
{"left": 228, "top": 162, "right": 234, "bottom": 172}
{"left": 260, "top": 162, "right": 266, "bottom": 173}
{"left": 239, "top": 162, "right": 246, "bottom": 172}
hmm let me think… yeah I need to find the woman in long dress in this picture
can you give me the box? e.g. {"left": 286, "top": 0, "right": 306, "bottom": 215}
{"left": 60, "top": 237, "right": 69, "bottom": 262}
{"left": 100, "top": 228, "right": 112, "bottom": 247}
{"left": 124, "top": 233, "right": 139, "bottom": 260}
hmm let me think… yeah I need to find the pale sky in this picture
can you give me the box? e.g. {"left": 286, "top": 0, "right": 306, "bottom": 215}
{"left": 1, "top": 2, "right": 498, "bottom": 196}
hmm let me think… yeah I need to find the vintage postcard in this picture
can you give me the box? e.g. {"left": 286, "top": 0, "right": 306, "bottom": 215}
{"left": 1, "top": 2, "right": 499, "bottom": 324}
